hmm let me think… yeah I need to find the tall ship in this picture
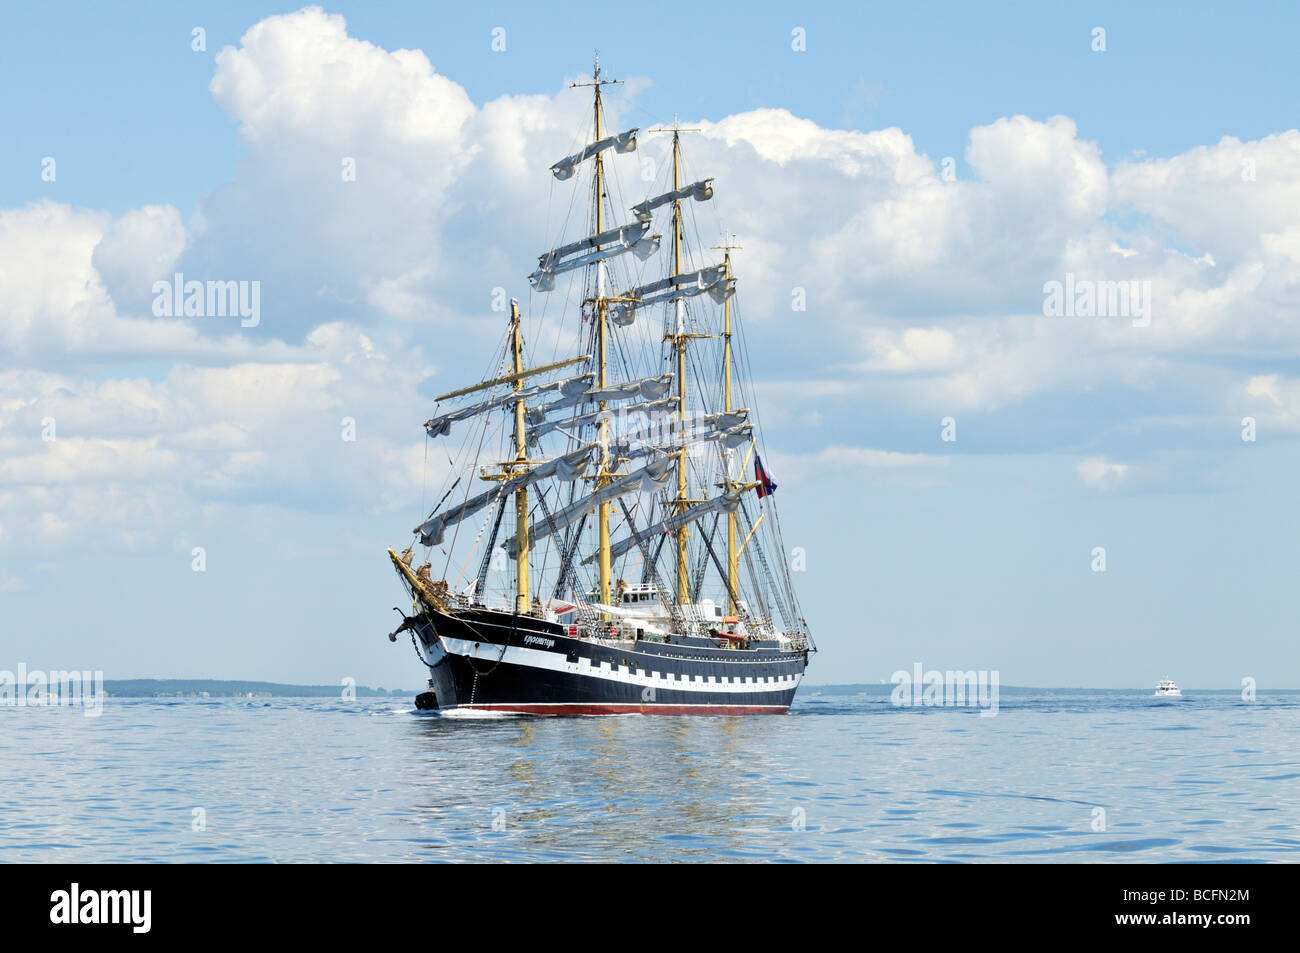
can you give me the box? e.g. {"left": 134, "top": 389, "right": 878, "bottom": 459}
{"left": 386, "top": 59, "right": 814, "bottom": 714}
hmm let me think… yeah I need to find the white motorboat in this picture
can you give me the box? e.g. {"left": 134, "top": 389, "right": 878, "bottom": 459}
{"left": 1153, "top": 677, "right": 1182, "bottom": 698}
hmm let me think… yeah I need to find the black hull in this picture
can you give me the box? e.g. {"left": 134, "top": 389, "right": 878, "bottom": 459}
{"left": 413, "top": 606, "right": 808, "bottom": 715}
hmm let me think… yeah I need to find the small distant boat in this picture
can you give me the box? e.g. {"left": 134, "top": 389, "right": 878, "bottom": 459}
{"left": 1153, "top": 677, "right": 1182, "bottom": 698}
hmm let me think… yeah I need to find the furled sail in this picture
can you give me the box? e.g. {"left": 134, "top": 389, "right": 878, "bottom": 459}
{"left": 630, "top": 179, "right": 714, "bottom": 222}
{"left": 581, "top": 376, "right": 674, "bottom": 403}
{"left": 617, "top": 408, "right": 749, "bottom": 447}
{"left": 550, "top": 128, "right": 639, "bottom": 181}
{"left": 527, "top": 374, "right": 674, "bottom": 423}
{"left": 591, "top": 488, "right": 745, "bottom": 563}
{"left": 529, "top": 395, "right": 679, "bottom": 441}
{"left": 414, "top": 485, "right": 502, "bottom": 547}
{"left": 517, "top": 445, "right": 596, "bottom": 485}
{"left": 529, "top": 221, "right": 661, "bottom": 291}
{"left": 501, "top": 457, "right": 674, "bottom": 553}
{"left": 425, "top": 372, "right": 593, "bottom": 438}
{"left": 414, "top": 446, "right": 595, "bottom": 545}
{"left": 615, "top": 421, "right": 752, "bottom": 460}
{"left": 608, "top": 264, "right": 736, "bottom": 326}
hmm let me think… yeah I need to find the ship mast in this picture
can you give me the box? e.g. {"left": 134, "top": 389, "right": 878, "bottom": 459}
{"left": 714, "top": 240, "right": 742, "bottom": 615}
{"left": 649, "top": 121, "right": 702, "bottom": 605}
{"left": 573, "top": 54, "right": 621, "bottom": 611}
{"left": 509, "top": 298, "right": 530, "bottom": 615}
{"left": 672, "top": 131, "right": 687, "bottom": 605}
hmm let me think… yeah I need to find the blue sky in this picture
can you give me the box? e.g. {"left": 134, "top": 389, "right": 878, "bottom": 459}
{"left": 5, "top": 1, "right": 1297, "bottom": 215}
{"left": 2, "top": 2, "right": 1299, "bottom": 689}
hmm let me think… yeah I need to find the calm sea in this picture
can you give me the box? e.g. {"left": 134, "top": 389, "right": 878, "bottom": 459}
{"left": 3, "top": 688, "right": 1297, "bottom": 863}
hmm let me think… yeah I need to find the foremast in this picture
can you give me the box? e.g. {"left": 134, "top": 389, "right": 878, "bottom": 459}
{"left": 509, "top": 299, "right": 530, "bottom": 615}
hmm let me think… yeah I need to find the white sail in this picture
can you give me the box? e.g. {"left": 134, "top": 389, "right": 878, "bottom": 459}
{"left": 529, "top": 395, "right": 679, "bottom": 441}
{"left": 618, "top": 408, "right": 748, "bottom": 444}
{"left": 615, "top": 420, "right": 752, "bottom": 460}
{"left": 414, "top": 446, "right": 594, "bottom": 546}
{"left": 425, "top": 372, "right": 593, "bottom": 438}
{"left": 608, "top": 264, "right": 735, "bottom": 326}
{"left": 527, "top": 374, "right": 674, "bottom": 422}
{"left": 529, "top": 221, "right": 661, "bottom": 291}
{"left": 582, "top": 376, "right": 674, "bottom": 403}
{"left": 518, "top": 445, "right": 596, "bottom": 484}
{"left": 630, "top": 179, "right": 714, "bottom": 222}
{"left": 592, "top": 488, "right": 745, "bottom": 563}
{"left": 414, "top": 485, "right": 502, "bottom": 547}
{"left": 501, "top": 457, "right": 674, "bottom": 553}
{"left": 550, "top": 128, "right": 638, "bottom": 181}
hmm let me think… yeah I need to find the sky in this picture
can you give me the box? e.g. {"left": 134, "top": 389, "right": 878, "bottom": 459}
{"left": 2, "top": 2, "right": 1299, "bottom": 689}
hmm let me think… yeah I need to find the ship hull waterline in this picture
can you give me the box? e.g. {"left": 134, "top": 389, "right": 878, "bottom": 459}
{"left": 409, "top": 606, "right": 808, "bottom": 716}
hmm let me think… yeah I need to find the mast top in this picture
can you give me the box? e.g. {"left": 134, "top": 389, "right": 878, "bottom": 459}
{"left": 571, "top": 52, "right": 622, "bottom": 89}
{"left": 647, "top": 115, "right": 702, "bottom": 136}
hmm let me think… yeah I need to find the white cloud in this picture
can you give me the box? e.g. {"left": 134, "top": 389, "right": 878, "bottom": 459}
{"left": 1245, "top": 373, "right": 1300, "bottom": 431}
{"left": 858, "top": 327, "right": 961, "bottom": 372}
{"left": 91, "top": 204, "right": 187, "bottom": 314}
{"left": 1077, "top": 456, "right": 1130, "bottom": 491}
{"left": 772, "top": 444, "right": 949, "bottom": 488}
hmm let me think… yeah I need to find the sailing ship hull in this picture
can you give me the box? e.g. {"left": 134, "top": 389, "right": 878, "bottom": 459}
{"left": 412, "top": 607, "right": 806, "bottom": 715}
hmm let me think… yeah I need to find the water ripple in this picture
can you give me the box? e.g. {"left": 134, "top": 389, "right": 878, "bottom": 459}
{"left": 1, "top": 690, "right": 1298, "bottom": 861}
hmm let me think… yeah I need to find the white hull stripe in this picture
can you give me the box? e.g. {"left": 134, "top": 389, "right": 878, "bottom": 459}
{"left": 438, "top": 636, "right": 803, "bottom": 695}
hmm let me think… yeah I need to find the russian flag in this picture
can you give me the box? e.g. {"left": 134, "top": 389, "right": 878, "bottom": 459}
{"left": 755, "top": 454, "right": 777, "bottom": 498}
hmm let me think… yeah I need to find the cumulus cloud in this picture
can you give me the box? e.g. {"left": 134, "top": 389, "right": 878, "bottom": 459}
{"left": 91, "top": 204, "right": 188, "bottom": 315}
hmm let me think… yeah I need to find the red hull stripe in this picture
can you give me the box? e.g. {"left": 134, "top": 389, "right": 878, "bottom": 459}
{"left": 459, "top": 703, "right": 788, "bottom": 716}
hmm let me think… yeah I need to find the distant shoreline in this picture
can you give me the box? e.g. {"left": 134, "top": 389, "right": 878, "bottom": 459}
{"left": 90, "top": 679, "right": 409, "bottom": 698}
{"left": 7, "top": 679, "right": 1290, "bottom": 698}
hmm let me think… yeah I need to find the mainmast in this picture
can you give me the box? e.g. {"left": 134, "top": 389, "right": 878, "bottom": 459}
{"left": 572, "top": 54, "right": 622, "bottom": 611}
{"left": 649, "top": 121, "right": 702, "bottom": 605}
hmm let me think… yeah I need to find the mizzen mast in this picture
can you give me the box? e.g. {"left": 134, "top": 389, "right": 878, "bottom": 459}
{"left": 649, "top": 121, "right": 703, "bottom": 605}
{"left": 714, "top": 239, "right": 743, "bottom": 615}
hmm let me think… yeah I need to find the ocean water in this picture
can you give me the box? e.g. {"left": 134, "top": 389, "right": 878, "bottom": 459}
{"left": 2, "top": 688, "right": 1298, "bottom": 863}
